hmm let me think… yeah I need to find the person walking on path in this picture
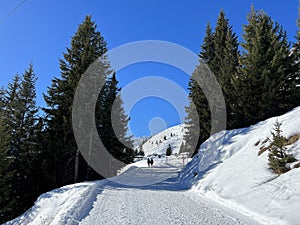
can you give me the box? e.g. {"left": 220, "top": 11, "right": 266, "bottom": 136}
{"left": 150, "top": 158, "right": 154, "bottom": 167}
{"left": 147, "top": 158, "right": 151, "bottom": 167}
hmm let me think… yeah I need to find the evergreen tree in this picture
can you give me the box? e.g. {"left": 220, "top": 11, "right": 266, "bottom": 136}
{"left": 0, "top": 116, "right": 13, "bottom": 223}
{"left": 0, "top": 87, "right": 14, "bottom": 223}
{"left": 199, "top": 23, "right": 215, "bottom": 65}
{"left": 166, "top": 144, "right": 172, "bottom": 156}
{"left": 184, "top": 23, "right": 213, "bottom": 156}
{"left": 211, "top": 10, "right": 240, "bottom": 129}
{"left": 267, "top": 120, "right": 296, "bottom": 174}
{"left": 4, "top": 74, "right": 23, "bottom": 216}
{"left": 0, "top": 87, "right": 6, "bottom": 113}
{"left": 184, "top": 82, "right": 204, "bottom": 156}
{"left": 0, "top": 65, "right": 40, "bottom": 221}
{"left": 238, "top": 7, "right": 297, "bottom": 127}
{"left": 15, "top": 64, "right": 39, "bottom": 212}
{"left": 0, "top": 75, "right": 21, "bottom": 222}
{"left": 14, "top": 65, "right": 39, "bottom": 215}
{"left": 184, "top": 11, "right": 239, "bottom": 156}
{"left": 43, "top": 15, "right": 107, "bottom": 186}
{"left": 99, "top": 73, "right": 135, "bottom": 176}
{"left": 137, "top": 148, "right": 145, "bottom": 156}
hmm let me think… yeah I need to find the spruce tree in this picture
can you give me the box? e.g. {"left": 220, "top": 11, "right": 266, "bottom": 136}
{"left": 199, "top": 23, "right": 215, "bottom": 64}
{"left": 0, "top": 75, "right": 21, "bottom": 222}
{"left": 267, "top": 120, "right": 296, "bottom": 174}
{"left": 184, "top": 10, "right": 239, "bottom": 156}
{"left": 0, "top": 87, "right": 14, "bottom": 223}
{"left": 184, "top": 23, "right": 213, "bottom": 156}
{"left": 5, "top": 74, "right": 22, "bottom": 216}
{"left": 0, "top": 117, "right": 13, "bottom": 223}
{"left": 212, "top": 10, "right": 240, "bottom": 129}
{"left": 99, "top": 73, "right": 135, "bottom": 176}
{"left": 16, "top": 64, "right": 39, "bottom": 210}
{"left": 0, "top": 87, "right": 6, "bottom": 113}
{"left": 166, "top": 144, "right": 172, "bottom": 156}
{"left": 238, "top": 7, "right": 297, "bottom": 127}
{"left": 43, "top": 16, "right": 107, "bottom": 186}
{"left": 184, "top": 80, "right": 206, "bottom": 156}
{"left": 0, "top": 65, "right": 40, "bottom": 221}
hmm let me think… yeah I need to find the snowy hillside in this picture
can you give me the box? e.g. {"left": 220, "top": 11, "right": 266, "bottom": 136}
{"left": 180, "top": 107, "right": 300, "bottom": 225}
{"left": 132, "top": 136, "right": 148, "bottom": 149}
{"left": 139, "top": 124, "right": 186, "bottom": 156}
{"left": 6, "top": 108, "right": 300, "bottom": 225}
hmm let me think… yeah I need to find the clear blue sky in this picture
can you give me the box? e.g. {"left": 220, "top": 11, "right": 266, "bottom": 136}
{"left": 0, "top": 0, "right": 298, "bottom": 137}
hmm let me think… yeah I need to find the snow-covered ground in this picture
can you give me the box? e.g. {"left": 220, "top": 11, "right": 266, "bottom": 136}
{"left": 180, "top": 107, "right": 300, "bottom": 225}
{"left": 79, "top": 167, "right": 259, "bottom": 225}
{"left": 6, "top": 165, "right": 259, "bottom": 225}
{"left": 6, "top": 107, "right": 300, "bottom": 225}
{"left": 138, "top": 124, "right": 186, "bottom": 156}
{"left": 118, "top": 155, "right": 191, "bottom": 176}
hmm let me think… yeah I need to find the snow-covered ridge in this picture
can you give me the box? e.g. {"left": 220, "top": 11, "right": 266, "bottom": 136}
{"left": 180, "top": 107, "right": 300, "bottom": 225}
{"left": 138, "top": 124, "right": 186, "bottom": 156}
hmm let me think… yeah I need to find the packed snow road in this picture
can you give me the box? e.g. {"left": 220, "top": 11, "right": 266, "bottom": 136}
{"left": 74, "top": 166, "right": 260, "bottom": 225}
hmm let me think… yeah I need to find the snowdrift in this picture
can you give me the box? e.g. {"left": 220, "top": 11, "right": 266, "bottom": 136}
{"left": 180, "top": 107, "right": 300, "bottom": 225}
{"left": 4, "top": 181, "right": 106, "bottom": 225}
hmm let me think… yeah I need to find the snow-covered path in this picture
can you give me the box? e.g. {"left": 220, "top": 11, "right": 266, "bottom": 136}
{"left": 76, "top": 167, "right": 260, "bottom": 225}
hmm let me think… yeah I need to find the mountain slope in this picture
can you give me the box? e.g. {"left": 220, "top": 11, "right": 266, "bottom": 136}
{"left": 139, "top": 124, "right": 186, "bottom": 156}
{"left": 180, "top": 107, "right": 300, "bottom": 225}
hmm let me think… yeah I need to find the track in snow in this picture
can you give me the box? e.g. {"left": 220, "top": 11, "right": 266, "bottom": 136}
{"left": 73, "top": 167, "right": 260, "bottom": 225}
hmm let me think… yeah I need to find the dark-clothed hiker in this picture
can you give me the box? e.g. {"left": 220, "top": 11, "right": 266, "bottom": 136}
{"left": 147, "top": 158, "right": 151, "bottom": 167}
{"left": 150, "top": 158, "right": 154, "bottom": 167}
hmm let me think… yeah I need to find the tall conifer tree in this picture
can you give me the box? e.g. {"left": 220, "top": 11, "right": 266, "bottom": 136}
{"left": 0, "top": 65, "right": 39, "bottom": 221}
{"left": 43, "top": 16, "right": 108, "bottom": 186}
{"left": 238, "top": 7, "right": 297, "bottom": 127}
{"left": 184, "top": 10, "right": 240, "bottom": 155}
{"left": 0, "top": 87, "right": 14, "bottom": 223}
{"left": 98, "top": 73, "right": 135, "bottom": 176}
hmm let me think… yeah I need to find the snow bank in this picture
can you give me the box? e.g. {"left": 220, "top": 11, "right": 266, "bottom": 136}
{"left": 180, "top": 107, "right": 300, "bottom": 225}
{"left": 4, "top": 181, "right": 108, "bottom": 225}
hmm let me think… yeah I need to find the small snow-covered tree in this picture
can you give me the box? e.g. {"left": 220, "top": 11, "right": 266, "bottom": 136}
{"left": 166, "top": 144, "right": 172, "bottom": 156}
{"left": 138, "top": 150, "right": 145, "bottom": 156}
{"left": 267, "top": 120, "right": 296, "bottom": 174}
{"left": 137, "top": 145, "right": 145, "bottom": 156}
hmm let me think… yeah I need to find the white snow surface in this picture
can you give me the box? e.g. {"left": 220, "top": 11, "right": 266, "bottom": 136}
{"left": 139, "top": 124, "right": 186, "bottom": 156}
{"left": 132, "top": 136, "right": 148, "bottom": 149}
{"left": 6, "top": 164, "right": 259, "bottom": 225}
{"left": 180, "top": 107, "right": 300, "bottom": 225}
{"left": 6, "top": 107, "right": 300, "bottom": 225}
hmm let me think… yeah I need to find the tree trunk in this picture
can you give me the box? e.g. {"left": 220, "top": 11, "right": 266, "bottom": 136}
{"left": 74, "top": 149, "right": 79, "bottom": 183}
